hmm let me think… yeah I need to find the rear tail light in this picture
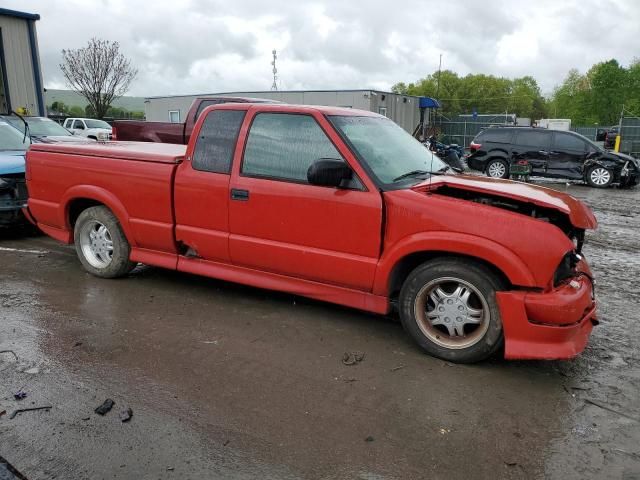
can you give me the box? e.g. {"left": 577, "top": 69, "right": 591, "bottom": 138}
{"left": 111, "top": 126, "right": 117, "bottom": 140}
{"left": 470, "top": 141, "right": 481, "bottom": 151}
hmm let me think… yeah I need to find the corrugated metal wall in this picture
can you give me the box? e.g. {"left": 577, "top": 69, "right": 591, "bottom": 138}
{"left": 145, "top": 90, "right": 421, "bottom": 133}
{"left": 0, "top": 15, "right": 38, "bottom": 114}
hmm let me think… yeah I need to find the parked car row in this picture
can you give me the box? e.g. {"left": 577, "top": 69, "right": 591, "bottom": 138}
{"left": 0, "top": 114, "right": 97, "bottom": 227}
{"left": 466, "top": 126, "right": 639, "bottom": 188}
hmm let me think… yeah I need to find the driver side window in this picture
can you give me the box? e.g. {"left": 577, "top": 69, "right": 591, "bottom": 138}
{"left": 242, "top": 113, "right": 341, "bottom": 183}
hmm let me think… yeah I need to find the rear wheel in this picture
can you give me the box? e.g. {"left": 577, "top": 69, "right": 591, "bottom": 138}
{"left": 74, "top": 206, "right": 135, "bottom": 278}
{"left": 486, "top": 159, "right": 509, "bottom": 179}
{"left": 399, "top": 258, "right": 505, "bottom": 363}
{"left": 586, "top": 166, "right": 613, "bottom": 188}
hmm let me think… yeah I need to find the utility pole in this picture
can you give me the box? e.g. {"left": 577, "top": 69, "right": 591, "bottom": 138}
{"left": 435, "top": 54, "right": 442, "bottom": 99}
{"left": 271, "top": 49, "right": 278, "bottom": 91}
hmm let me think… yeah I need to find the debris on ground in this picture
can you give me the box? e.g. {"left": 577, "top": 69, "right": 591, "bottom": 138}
{"left": 9, "top": 406, "right": 52, "bottom": 419}
{"left": 390, "top": 365, "right": 406, "bottom": 372}
{"left": 342, "top": 351, "right": 365, "bottom": 366}
{"left": 119, "top": 408, "right": 133, "bottom": 422}
{"left": 0, "top": 410, "right": 6, "bottom": 418}
{"left": 95, "top": 398, "right": 115, "bottom": 416}
{"left": 167, "top": 466, "right": 175, "bottom": 471}
{"left": 365, "top": 436, "right": 374, "bottom": 442}
{"left": 23, "top": 367, "right": 39, "bottom": 375}
{"left": 13, "top": 389, "right": 27, "bottom": 401}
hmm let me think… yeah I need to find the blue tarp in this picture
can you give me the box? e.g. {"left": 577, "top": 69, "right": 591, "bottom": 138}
{"left": 419, "top": 97, "right": 440, "bottom": 109}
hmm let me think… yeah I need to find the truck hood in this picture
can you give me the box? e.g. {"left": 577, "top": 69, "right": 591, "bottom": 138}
{"left": 413, "top": 174, "right": 597, "bottom": 230}
{"left": 0, "top": 150, "right": 26, "bottom": 175}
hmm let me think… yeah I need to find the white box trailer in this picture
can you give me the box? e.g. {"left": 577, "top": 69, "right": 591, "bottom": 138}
{"left": 536, "top": 119, "right": 571, "bottom": 131}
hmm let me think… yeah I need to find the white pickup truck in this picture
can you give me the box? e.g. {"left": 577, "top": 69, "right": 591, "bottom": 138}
{"left": 63, "top": 118, "right": 112, "bottom": 140}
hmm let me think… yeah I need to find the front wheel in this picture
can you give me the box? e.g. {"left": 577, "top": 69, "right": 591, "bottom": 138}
{"left": 74, "top": 206, "right": 136, "bottom": 278}
{"left": 586, "top": 165, "right": 613, "bottom": 188}
{"left": 399, "top": 258, "right": 505, "bottom": 363}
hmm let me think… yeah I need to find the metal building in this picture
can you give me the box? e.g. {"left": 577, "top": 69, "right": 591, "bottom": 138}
{"left": 145, "top": 90, "right": 422, "bottom": 133}
{"left": 0, "top": 8, "right": 44, "bottom": 116}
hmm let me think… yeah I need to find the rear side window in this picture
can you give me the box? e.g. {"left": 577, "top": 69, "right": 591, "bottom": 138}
{"left": 195, "top": 99, "right": 224, "bottom": 120}
{"left": 514, "top": 130, "right": 550, "bottom": 148}
{"left": 553, "top": 133, "right": 587, "bottom": 152}
{"left": 73, "top": 120, "right": 85, "bottom": 129}
{"left": 192, "top": 110, "right": 246, "bottom": 174}
{"left": 242, "top": 113, "right": 343, "bottom": 183}
{"left": 477, "top": 129, "right": 512, "bottom": 143}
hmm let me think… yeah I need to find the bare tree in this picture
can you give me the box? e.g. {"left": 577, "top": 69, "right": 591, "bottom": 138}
{"left": 60, "top": 38, "right": 138, "bottom": 119}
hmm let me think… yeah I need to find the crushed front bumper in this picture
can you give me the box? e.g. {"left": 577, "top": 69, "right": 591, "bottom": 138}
{"left": 497, "top": 274, "right": 597, "bottom": 360}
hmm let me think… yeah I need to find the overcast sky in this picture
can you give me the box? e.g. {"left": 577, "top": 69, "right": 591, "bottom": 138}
{"left": 9, "top": 0, "right": 640, "bottom": 97}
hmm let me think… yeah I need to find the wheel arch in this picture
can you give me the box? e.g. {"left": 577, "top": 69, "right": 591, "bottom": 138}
{"left": 374, "top": 232, "right": 537, "bottom": 299}
{"left": 61, "top": 186, "right": 137, "bottom": 246}
{"left": 386, "top": 251, "right": 512, "bottom": 302}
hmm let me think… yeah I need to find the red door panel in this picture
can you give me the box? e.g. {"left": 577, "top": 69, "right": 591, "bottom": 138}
{"left": 173, "top": 161, "right": 231, "bottom": 262}
{"left": 229, "top": 177, "right": 382, "bottom": 290}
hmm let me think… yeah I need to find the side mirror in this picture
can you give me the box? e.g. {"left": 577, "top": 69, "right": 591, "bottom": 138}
{"left": 307, "top": 159, "right": 352, "bottom": 188}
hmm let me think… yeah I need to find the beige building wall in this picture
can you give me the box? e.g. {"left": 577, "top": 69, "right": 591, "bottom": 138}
{"left": 145, "top": 90, "right": 421, "bottom": 133}
{"left": 0, "top": 13, "right": 42, "bottom": 115}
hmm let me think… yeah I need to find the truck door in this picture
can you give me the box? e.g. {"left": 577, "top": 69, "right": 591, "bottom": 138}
{"left": 548, "top": 132, "right": 589, "bottom": 179}
{"left": 511, "top": 129, "right": 550, "bottom": 174}
{"left": 70, "top": 119, "right": 85, "bottom": 135}
{"left": 174, "top": 109, "right": 247, "bottom": 262}
{"left": 228, "top": 111, "right": 382, "bottom": 291}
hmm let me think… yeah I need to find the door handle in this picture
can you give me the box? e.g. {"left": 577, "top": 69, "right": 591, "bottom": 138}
{"left": 230, "top": 188, "right": 249, "bottom": 201}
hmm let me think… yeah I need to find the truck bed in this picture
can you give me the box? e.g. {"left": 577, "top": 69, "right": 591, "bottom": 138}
{"left": 26, "top": 142, "right": 186, "bottom": 258}
{"left": 29, "top": 141, "right": 186, "bottom": 163}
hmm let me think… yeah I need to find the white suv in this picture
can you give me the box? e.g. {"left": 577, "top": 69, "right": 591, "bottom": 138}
{"left": 63, "top": 118, "right": 112, "bottom": 140}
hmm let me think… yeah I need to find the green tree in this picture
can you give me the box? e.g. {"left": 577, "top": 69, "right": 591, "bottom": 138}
{"left": 68, "top": 105, "right": 85, "bottom": 117}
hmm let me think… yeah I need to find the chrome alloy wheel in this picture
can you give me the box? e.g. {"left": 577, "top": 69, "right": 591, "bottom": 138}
{"left": 79, "top": 220, "right": 114, "bottom": 269}
{"left": 589, "top": 167, "right": 611, "bottom": 186}
{"left": 414, "top": 277, "right": 490, "bottom": 349}
{"left": 487, "top": 162, "right": 506, "bottom": 178}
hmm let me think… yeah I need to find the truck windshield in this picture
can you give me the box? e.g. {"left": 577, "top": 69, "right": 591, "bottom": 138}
{"left": 5, "top": 117, "right": 72, "bottom": 137}
{"left": 0, "top": 123, "right": 30, "bottom": 151}
{"left": 85, "top": 119, "right": 111, "bottom": 129}
{"left": 329, "top": 115, "right": 447, "bottom": 186}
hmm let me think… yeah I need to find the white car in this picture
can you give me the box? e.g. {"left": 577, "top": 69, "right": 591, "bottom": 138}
{"left": 63, "top": 118, "right": 112, "bottom": 140}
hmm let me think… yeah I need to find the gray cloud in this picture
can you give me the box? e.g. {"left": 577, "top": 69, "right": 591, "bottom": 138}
{"left": 11, "top": 0, "right": 640, "bottom": 97}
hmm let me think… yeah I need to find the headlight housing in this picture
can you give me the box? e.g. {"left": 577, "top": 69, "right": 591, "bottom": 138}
{"left": 553, "top": 252, "right": 581, "bottom": 287}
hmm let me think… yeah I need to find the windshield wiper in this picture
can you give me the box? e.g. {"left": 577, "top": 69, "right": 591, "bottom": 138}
{"left": 393, "top": 169, "right": 431, "bottom": 182}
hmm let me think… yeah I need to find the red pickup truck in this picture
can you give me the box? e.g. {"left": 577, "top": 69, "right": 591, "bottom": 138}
{"left": 25, "top": 103, "right": 599, "bottom": 363}
{"left": 111, "top": 96, "right": 277, "bottom": 144}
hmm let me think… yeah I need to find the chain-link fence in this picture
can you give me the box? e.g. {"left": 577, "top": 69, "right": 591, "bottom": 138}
{"left": 620, "top": 117, "right": 640, "bottom": 158}
{"left": 434, "top": 114, "right": 516, "bottom": 147}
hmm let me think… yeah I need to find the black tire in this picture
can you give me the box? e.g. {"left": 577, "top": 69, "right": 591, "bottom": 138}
{"left": 485, "top": 159, "right": 509, "bottom": 179}
{"left": 398, "top": 258, "right": 505, "bottom": 363}
{"left": 585, "top": 165, "right": 613, "bottom": 188}
{"left": 73, "top": 206, "right": 135, "bottom": 278}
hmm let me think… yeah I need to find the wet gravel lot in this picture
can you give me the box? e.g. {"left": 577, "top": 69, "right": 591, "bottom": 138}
{"left": 0, "top": 181, "right": 639, "bottom": 480}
